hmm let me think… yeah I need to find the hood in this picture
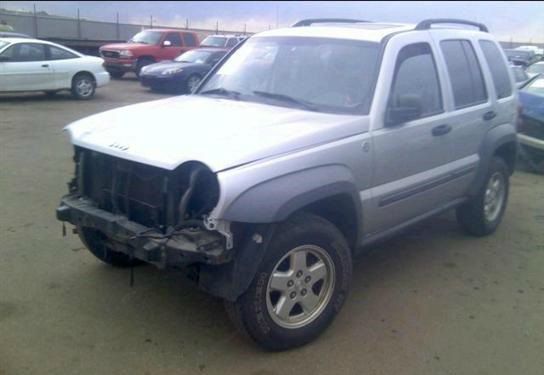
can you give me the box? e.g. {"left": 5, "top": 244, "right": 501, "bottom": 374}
{"left": 66, "top": 95, "right": 368, "bottom": 172}
{"left": 142, "top": 61, "right": 201, "bottom": 74}
{"left": 100, "top": 42, "right": 149, "bottom": 51}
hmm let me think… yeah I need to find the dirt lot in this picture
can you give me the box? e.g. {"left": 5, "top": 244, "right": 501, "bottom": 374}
{"left": 1, "top": 79, "right": 543, "bottom": 375}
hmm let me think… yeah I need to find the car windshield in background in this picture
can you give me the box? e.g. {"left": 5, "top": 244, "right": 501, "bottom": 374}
{"left": 175, "top": 50, "right": 213, "bottom": 63}
{"left": 199, "top": 36, "right": 380, "bottom": 114}
{"left": 201, "top": 36, "right": 227, "bottom": 47}
{"left": 524, "top": 76, "right": 544, "bottom": 96}
{"left": 527, "top": 63, "right": 544, "bottom": 75}
{"left": 129, "top": 31, "right": 162, "bottom": 45}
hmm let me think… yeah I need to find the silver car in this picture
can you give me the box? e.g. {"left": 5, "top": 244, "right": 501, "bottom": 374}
{"left": 57, "top": 18, "right": 518, "bottom": 350}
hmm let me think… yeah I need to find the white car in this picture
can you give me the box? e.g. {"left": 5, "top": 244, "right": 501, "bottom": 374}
{"left": 0, "top": 38, "right": 109, "bottom": 99}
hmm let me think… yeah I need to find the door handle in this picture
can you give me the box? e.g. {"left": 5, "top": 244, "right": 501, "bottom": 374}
{"left": 432, "top": 124, "right": 452, "bottom": 136}
{"left": 483, "top": 111, "right": 497, "bottom": 121}
{"left": 41, "top": 64, "right": 49, "bottom": 68}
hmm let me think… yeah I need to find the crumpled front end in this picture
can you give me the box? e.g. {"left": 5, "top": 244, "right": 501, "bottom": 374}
{"left": 56, "top": 146, "right": 231, "bottom": 268}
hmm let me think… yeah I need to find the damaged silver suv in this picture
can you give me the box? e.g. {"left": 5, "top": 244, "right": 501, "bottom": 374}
{"left": 57, "top": 19, "right": 518, "bottom": 350}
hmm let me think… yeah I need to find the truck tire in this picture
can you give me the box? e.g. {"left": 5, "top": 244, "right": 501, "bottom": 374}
{"left": 109, "top": 71, "right": 125, "bottom": 79}
{"left": 71, "top": 73, "right": 96, "bottom": 100}
{"left": 78, "top": 226, "right": 142, "bottom": 268}
{"left": 456, "top": 156, "right": 510, "bottom": 236}
{"left": 135, "top": 58, "right": 154, "bottom": 78}
{"left": 224, "top": 213, "right": 352, "bottom": 351}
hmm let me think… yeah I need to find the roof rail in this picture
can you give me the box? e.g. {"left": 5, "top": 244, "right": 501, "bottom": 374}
{"left": 415, "top": 18, "right": 488, "bottom": 32}
{"left": 292, "top": 18, "right": 370, "bottom": 27}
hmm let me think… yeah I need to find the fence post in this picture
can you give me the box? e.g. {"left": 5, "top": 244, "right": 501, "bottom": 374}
{"left": 77, "top": 8, "right": 81, "bottom": 39}
{"left": 116, "top": 12, "right": 120, "bottom": 40}
{"left": 33, "top": 3, "right": 38, "bottom": 37}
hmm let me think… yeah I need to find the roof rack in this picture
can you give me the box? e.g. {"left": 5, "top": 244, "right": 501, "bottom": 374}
{"left": 292, "top": 18, "right": 370, "bottom": 27}
{"left": 415, "top": 18, "right": 488, "bottom": 33}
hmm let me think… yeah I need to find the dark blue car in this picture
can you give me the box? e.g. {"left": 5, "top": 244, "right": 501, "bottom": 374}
{"left": 518, "top": 74, "right": 544, "bottom": 173}
{"left": 139, "top": 48, "right": 228, "bottom": 93}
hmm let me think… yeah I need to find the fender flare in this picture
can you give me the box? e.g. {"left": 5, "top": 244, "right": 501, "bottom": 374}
{"left": 469, "top": 123, "right": 518, "bottom": 196}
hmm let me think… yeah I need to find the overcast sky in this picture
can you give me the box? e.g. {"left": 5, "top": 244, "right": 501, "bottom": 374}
{"left": 1, "top": 1, "right": 543, "bottom": 42}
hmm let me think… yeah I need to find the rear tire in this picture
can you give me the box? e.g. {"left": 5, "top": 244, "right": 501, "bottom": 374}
{"left": 78, "top": 227, "right": 142, "bottom": 268}
{"left": 71, "top": 73, "right": 96, "bottom": 100}
{"left": 456, "top": 157, "right": 510, "bottom": 236}
{"left": 225, "top": 213, "right": 352, "bottom": 351}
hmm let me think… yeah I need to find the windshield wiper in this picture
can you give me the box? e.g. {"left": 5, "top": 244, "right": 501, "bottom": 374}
{"left": 200, "top": 88, "right": 241, "bottom": 100}
{"left": 252, "top": 91, "right": 318, "bottom": 111}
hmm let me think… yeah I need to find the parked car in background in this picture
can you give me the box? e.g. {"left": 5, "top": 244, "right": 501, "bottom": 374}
{"left": 0, "top": 31, "right": 31, "bottom": 38}
{"left": 515, "top": 45, "right": 544, "bottom": 60}
{"left": 517, "top": 74, "right": 544, "bottom": 174}
{"left": 200, "top": 34, "right": 243, "bottom": 49}
{"left": 99, "top": 29, "right": 200, "bottom": 78}
{"left": 140, "top": 48, "right": 227, "bottom": 93}
{"left": 504, "top": 48, "right": 536, "bottom": 67}
{"left": 0, "top": 38, "right": 109, "bottom": 99}
{"left": 510, "top": 64, "right": 530, "bottom": 88}
{"left": 525, "top": 61, "right": 544, "bottom": 78}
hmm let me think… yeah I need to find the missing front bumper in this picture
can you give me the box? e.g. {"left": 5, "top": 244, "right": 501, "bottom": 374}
{"left": 56, "top": 194, "right": 230, "bottom": 268}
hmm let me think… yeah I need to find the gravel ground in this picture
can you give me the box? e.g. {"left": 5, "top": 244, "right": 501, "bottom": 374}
{"left": 1, "top": 79, "right": 543, "bottom": 375}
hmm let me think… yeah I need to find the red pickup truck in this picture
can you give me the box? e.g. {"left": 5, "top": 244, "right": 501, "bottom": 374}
{"left": 99, "top": 29, "right": 200, "bottom": 78}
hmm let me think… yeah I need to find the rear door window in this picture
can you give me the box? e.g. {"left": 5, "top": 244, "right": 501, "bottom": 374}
{"left": 440, "top": 40, "right": 487, "bottom": 109}
{"left": 479, "top": 40, "right": 512, "bottom": 99}
{"left": 1, "top": 43, "right": 47, "bottom": 62}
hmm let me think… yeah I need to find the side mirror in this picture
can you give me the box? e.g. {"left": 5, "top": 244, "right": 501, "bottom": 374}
{"left": 385, "top": 94, "right": 423, "bottom": 126}
{"left": 162, "top": 40, "right": 172, "bottom": 47}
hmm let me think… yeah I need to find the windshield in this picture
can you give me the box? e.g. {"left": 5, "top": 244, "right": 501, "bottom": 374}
{"left": 527, "top": 63, "right": 544, "bottom": 75}
{"left": 175, "top": 50, "right": 213, "bottom": 63}
{"left": 129, "top": 31, "right": 162, "bottom": 45}
{"left": 524, "top": 76, "right": 544, "bottom": 96}
{"left": 201, "top": 36, "right": 227, "bottom": 47}
{"left": 198, "top": 36, "right": 380, "bottom": 114}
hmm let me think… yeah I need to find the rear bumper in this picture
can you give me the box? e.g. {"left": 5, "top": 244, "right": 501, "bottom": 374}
{"left": 57, "top": 194, "right": 229, "bottom": 268}
{"left": 95, "top": 71, "right": 110, "bottom": 87}
{"left": 518, "top": 133, "right": 544, "bottom": 151}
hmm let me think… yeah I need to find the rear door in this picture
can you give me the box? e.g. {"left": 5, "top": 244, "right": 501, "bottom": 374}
{"left": 429, "top": 33, "right": 511, "bottom": 194}
{"left": 0, "top": 42, "right": 53, "bottom": 91}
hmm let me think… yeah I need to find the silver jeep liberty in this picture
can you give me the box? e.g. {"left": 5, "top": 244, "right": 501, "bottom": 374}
{"left": 57, "top": 19, "right": 518, "bottom": 350}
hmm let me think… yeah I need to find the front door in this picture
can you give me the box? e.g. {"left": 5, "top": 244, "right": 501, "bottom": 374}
{"left": 364, "top": 34, "right": 456, "bottom": 235}
{"left": 0, "top": 42, "right": 53, "bottom": 91}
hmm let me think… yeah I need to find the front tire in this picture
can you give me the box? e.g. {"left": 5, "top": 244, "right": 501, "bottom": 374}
{"left": 185, "top": 74, "right": 202, "bottom": 93}
{"left": 78, "top": 227, "right": 142, "bottom": 268}
{"left": 456, "top": 156, "right": 510, "bottom": 236}
{"left": 225, "top": 213, "right": 352, "bottom": 351}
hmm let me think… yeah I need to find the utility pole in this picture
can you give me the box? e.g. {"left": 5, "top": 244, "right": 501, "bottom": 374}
{"left": 216, "top": 20, "right": 219, "bottom": 34}
{"left": 276, "top": 4, "right": 279, "bottom": 28}
{"left": 77, "top": 8, "right": 81, "bottom": 39}
{"left": 186, "top": 18, "right": 189, "bottom": 29}
{"left": 150, "top": 15, "right": 153, "bottom": 28}
{"left": 116, "top": 12, "right": 120, "bottom": 40}
{"left": 32, "top": 3, "right": 38, "bottom": 37}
